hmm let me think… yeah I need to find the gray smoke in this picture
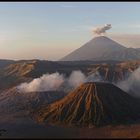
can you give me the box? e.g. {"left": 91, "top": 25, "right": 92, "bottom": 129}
{"left": 117, "top": 67, "right": 140, "bottom": 97}
{"left": 93, "top": 24, "right": 112, "bottom": 35}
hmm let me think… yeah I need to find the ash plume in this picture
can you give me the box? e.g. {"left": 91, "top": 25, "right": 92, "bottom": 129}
{"left": 93, "top": 24, "right": 112, "bottom": 35}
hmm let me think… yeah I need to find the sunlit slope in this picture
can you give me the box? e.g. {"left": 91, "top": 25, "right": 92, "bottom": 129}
{"left": 33, "top": 82, "right": 140, "bottom": 127}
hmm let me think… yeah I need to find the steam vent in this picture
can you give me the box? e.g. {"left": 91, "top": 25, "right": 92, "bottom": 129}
{"left": 33, "top": 82, "right": 140, "bottom": 127}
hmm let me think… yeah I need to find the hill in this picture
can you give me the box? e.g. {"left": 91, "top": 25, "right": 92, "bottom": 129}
{"left": 32, "top": 82, "right": 140, "bottom": 127}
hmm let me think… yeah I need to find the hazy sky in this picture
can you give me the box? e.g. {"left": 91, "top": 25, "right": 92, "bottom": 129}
{"left": 1, "top": 2, "right": 140, "bottom": 60}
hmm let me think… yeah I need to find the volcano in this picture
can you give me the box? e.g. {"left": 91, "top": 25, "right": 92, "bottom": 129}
{"left": 32, "top": 82, "right": 140, "bottom": 127}
{"left": 61, "top": 36, "right": 140, "bottom": 61}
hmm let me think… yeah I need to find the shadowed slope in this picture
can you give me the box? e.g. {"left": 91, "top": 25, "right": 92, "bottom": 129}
{"left": 32, "top": 82, "right": 140, "bottom": 127}
{"left": 0, "top": 87, "right": 66, "bottom": 114}
{"left": 0, "top": 59, "right": 15, "bottom": 69}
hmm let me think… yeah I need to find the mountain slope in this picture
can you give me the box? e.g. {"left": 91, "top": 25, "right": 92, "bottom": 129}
{"left": 99, "top": 48, "right": 140, "bottom": 61}
{"left": 32, "top": 82, "right": 140, "bottom": 127}
{"left": 0, "top": 59, "right": 15, "bottom": 69}
{"left": 87, "top": 60, "right": 140, "bottom": 82}
{"left": 0, "top": 60, "right": 64, "bottom": 90}
{"left": 61, "top": 36, "right": 140, "bottom": 61}
{"left": 0, "top": 87, "right": 66, "bottom": 123}
{"left": 4, "top": 60, "right": 62, "bottom": 78}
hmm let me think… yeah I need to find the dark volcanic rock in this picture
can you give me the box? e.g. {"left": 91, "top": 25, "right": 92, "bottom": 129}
{"left": 32, "top": 82, "right": 140, "bottom": 127}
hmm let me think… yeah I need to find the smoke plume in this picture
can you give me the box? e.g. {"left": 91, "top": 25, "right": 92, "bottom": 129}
{"left": 93, "top": 24, "right": 112, "bottom": 35}
{"left": 68, "top": 71, "right": 86, "bottom": 88}
{"left": 17, "top": 71, "right": 86, "bottom": 93}
{"left": 117, "top": 67, "right": 140, "bottom": 97}
{"left": 86, "top": 71, "right": 103, "bottom": 82}
{"left": 17, "top": 72, "right": 65, "bottom": 92}
{"left": 17, "top": 70, "right": 104, "bottom": 93}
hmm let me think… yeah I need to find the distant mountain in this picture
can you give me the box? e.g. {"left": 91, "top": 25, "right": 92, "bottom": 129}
{"left": 0, "top": 60, "right": 65, "bottom": 90}
{"left": 136, "top": 48, "right": 140, "bottom": 51}
{"left": 87, "top": 60, "right": 140, "bottom": 83}
{"left": 61, "top": 36, "right": 140, "bottom": 61}
{"left": 4, "top": 60, "right": 63, "bottom": 78}
{"left": 0, "top": 59, "right": 15, "bottom": 69}
{"left": 32, "top": 82, "right": 140, "bottom": 127}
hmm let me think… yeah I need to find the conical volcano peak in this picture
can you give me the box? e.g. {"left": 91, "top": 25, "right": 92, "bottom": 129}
{"left": 32, "top": 82, "right": 140, "bottom": 127}
{"left": 92, "top": 35, "right": 120, "bottom": 44}
{"left": 91, "top": 35, "right": 124, "bottom": 46}
{"left": 77, "top": 82, "right": 114, "bottom": 94}
{"left": 81, "top": 36, "right": 126, "bottom": 50}
{"left": 93, "top": 35, "right": 112, "bottom": 40}
{"left": 84, "top": 81, "right": 112, "bottom": 86}
{"left": 61, "top": 35, "right": 140, "bottom": 61}
{"left": 61, "top": 36, "right": 127, "bottom": 61}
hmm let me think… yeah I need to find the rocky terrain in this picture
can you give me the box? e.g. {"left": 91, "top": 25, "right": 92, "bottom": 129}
{"left": 32, "top": 82, "right": 140, "bottom": 127}
{"left": 0, "top": 59, "right": 140, "bottom": 91}
{"left": 0, "top": 59, "right": 140, "bottom": 138}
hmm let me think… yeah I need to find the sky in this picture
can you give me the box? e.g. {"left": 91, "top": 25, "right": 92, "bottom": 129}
{"left": 0, "top": 2, "right": 140, "bottom": 60}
